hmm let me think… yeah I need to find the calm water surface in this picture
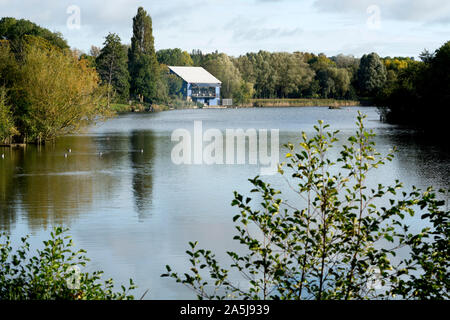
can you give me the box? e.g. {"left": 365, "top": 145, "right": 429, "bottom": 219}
{"left": 0, "top": 107, "right": 449, "bottom": 299}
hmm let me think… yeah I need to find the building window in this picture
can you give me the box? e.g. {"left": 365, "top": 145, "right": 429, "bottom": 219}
{"left": 191, "top": 85, "right": 216, "bottom": 98}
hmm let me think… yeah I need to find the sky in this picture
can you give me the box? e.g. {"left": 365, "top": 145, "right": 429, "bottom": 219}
{"left": 0, "top": 0, "right": 449, "bottom": 58}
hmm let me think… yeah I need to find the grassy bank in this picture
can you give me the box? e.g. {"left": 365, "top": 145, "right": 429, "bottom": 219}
{"left": 247, "top": 98, "right": 362, "bottom": 108}
{"left": 109, "top": 98, "right": 365, "bottom": 114}
{"left": 110, "top": 103, "right": 170, "bottom": 113}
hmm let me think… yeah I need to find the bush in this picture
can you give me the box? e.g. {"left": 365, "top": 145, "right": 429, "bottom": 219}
{"left": 162, "top": 112, "right": 449, "bottom": 300}
{"left": 0, "top": 227, "right": 136, "bottom": 300}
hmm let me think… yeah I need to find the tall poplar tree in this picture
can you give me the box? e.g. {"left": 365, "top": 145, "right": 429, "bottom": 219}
{"left": 128, "top": 7, "right": 159, "bottom": 103}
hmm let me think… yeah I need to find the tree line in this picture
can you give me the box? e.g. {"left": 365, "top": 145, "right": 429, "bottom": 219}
{"left": 1, "top": 7, "right": 447, "bottom": 144}
{"left": 375, "top": 41, "right": 450, "bottom": 132}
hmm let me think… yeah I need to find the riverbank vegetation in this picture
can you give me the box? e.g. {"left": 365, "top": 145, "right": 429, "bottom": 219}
{"left": 2, "top": 114, "right": 447, "bottom": 300}
{"left": 0, "top": 227, "right": 136, "bottom": 300}
{"left": 248, "top": 98, "right": 361, "bottom": 108}
{"left": 163, "top": 113, "right": 449, "bottom": 300}
{"left": 375, "top": 41, "right": 450, "bottom": 132}
{"left": 0, "top": 19, "right": 109, "bottom": 144}
{"left": 1, "top": 7, "right": 448, "bottom": 141}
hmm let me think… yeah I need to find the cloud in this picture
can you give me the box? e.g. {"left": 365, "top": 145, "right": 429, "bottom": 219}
{"left": 227, "top": 16, "right": 302, "bottom": 42}
{"left": 1, "top": 0, "right": 448, "bottom": 57}
{"left": 313, "top": 0, "right": 450, "bottom": 24}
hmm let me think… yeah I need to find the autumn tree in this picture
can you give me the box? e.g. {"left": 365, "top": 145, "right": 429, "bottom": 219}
{"left": 128, "top": 7, "right": 159, "bottom": 103}
{"left": 96, "top": 33, "right": 130, "bottom": 106}
{"left": 12, "top": 36, "right": 108, "bottom": 143}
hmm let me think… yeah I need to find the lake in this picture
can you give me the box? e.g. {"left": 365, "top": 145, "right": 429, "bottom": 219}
{"left": 0, "top": 106, "right": 449, "bottom": 299}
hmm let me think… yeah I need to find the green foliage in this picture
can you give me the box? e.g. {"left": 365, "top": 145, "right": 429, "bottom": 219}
{"left": 202, "top": 53, "right": 243, "bottom": 99}
{"left": 157, "top": 48, "right": 193, "bottom": 66}
{"left": 162, "top": 112, "right": 449, "bottom": 300}
{"left": 162, "top": 71, "right": 184, "bottom": 98}
{"left": 0, "top": 40, "right": 18, "bottom": 89}
{"left": 0, "top": 26, "right": 110, "bottom": 144}
{"left": 234, "top": 51, "right": 351, "bottom": 99}
{"left": 128, "top": 7, "right": 160, "bottom": 103}
{"left": 357, "top": 52, "right": 387, "bottom": 96}
{"left": 0, "top": 17, "right": 68, "bottom": 54}
{"left": 389, "top": 190, "right": 449, "bottom": 299}
{"left": 0, "top": 86, "right": 18, "bottom": 143}
{"left": 376, "top": 40, "right": 450, "bottom": 131}
{"left": 0, "top": 227, "right": 136, "bottom": 300}
{"left": 314, "top": 67, "right": 351, "bottom": 99}
{"left": 9, "top": 36, "right": 109, "bottom": 142}
{"left": 190, "top": 49, "right": 205, "bottom": 66}
{"left": 233, "top": 81, "right": 254, "bottom": 105}
{"left": 96, "top": 33, "right": 130, "bottom": 105}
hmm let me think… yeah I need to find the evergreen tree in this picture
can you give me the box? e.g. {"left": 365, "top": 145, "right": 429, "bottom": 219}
{"left": 357, "top": 52, "right": 387, "bottom": 96}
{"left": 128, "top": 7, "right": 159, "bottom": 103}
{"left": 96, "top": 33, "right": 130, "bottom": 105}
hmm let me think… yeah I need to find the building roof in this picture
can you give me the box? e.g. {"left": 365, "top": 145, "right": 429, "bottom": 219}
{"left": 168, "top": 66, "right": 222, "bottom": 85}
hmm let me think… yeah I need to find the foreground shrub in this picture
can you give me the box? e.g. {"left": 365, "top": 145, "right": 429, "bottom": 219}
{"left": 163, "top": 112, "right": 449, "bottom": 300}
{"left": 0, "top": 227, "right": 136, "bottom": 300}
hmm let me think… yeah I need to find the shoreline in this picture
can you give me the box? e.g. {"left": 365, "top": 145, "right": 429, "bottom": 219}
{"left": 247, "top": 98, "right": 362, "bottom": 108}
{"left": 112, "top": 98, "right": 366, "bottom": 113}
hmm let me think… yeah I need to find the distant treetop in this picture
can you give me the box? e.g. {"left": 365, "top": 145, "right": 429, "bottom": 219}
{"left": 0, "top": 17, "right": 69, "bottom": 50}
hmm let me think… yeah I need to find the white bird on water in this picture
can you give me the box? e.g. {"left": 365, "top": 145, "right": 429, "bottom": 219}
{"left": 68, "top": 148, "right": 72, "bottom": 153}
{"left": 141, "top": 149, "right": 144, "bottom": 153}
{"left": 98, "top": 152, "right": 103, "bottom": 157}
{"left": 64, "top": 153, "right": 68, "bottom": 158}
{"left": 1, "top": 154, "right": 4, "bottom": 159}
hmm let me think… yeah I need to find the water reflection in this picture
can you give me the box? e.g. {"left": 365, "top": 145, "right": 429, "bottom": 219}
{"left": 374, "top": 128, "right": 450, "bottom": 190}
{"left": 0, "top": 132, "right": 157, "bottom": 230}
{"left": 130, "top": 131, "right": 155, "bottom": 221}
{"left": 0, "top": 107, "right": 449, "bottom": 299}
{"left": 0, "top": 146, "right": 17, "bottom": 230}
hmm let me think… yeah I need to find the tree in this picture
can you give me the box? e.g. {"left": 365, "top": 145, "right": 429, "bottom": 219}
{"left": 272, "top": 52, "right": 314, "bottom": 98}
{"left": 0, "top": 87, "right": 17, "bottom": 143}
{"left": 357, "top": 52, "right": 387, "bottom": 96}
{"left": 233, "top": 81, "right": 254, "bottom": 105}
{"left": 96, "top": 33, "right": 130, "bottom": 105}
{"left": 202, "top": 53, "right": 242, "bottom": 99}
{"left": 0, "top": 17, "right": 68, "bottom": 55}
{"left": 90, "top": 45, "right": 101, "bottom": 59}
{"left": 12, "top": 36, "right": 109, "bottom": 143}
{"left": 157, "top": 48, "right": 193, "bottom": 66}
{"left": 307, "top": 54, "right": 351, "bottom": 99}
{"left": 419, "top": 49, "right": 434, "bottom": 63}
{"left": 161, "top": 69, "right": 184, "bottom": 98}
{"left": 190, "top": 49, "right": 204, "bottom": 66}
{"left": 163, "top": 113, "right": 449, "bottom": 300}
{"left": 128, "top": 7, "right": 159, "bottom": 103}
{"left": 376, "top": 41, "right": 450, "bottom": 132}
{"left": 0, "top": 40, "right": 17, "bottom": 89}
